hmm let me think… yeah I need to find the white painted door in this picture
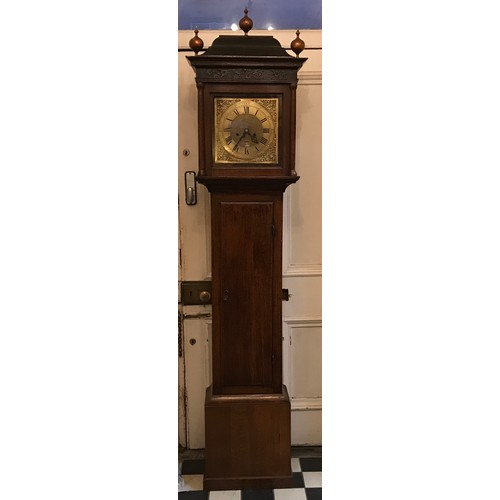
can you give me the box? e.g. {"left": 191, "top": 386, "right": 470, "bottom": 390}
{"left": 178, "top": 30, "right": 322, "bottom": 449}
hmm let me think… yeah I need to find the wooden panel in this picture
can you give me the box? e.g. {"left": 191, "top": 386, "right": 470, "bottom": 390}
{"left": 289, "top": 324, "right": 322, "bottom": 399}
{"left": 204, "top": 386, "right": 292, "bottom": 490}
{"left": 210, "top": 190, "right": 284, "bottom": 396}
{"left": 219, "top": 201, "right": 274, "bottom": 389}
{"left": 183, "top": 316, "right": 212, "bottom": 449}
{"left": 282, "top": 318, "right": 322, "bottom": 402}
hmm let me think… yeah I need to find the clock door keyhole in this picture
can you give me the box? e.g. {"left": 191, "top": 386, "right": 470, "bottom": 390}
{"left": 223, "top": 289, "right": 230, "bottom": 301}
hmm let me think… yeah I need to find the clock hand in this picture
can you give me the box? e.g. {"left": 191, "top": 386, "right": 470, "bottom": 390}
{"left": 234, "top": 128, "right": 252, "bottom": 148}
{"left": 234, "top": 134, "right": 246, "bottom": 147}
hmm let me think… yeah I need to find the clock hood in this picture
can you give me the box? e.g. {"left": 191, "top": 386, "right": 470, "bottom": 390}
{"left": 187, "top": 33, "right": 307, "bottom": 78}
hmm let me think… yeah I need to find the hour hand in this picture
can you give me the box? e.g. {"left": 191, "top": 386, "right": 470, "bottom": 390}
{"left": 235, "top": 134, "right": 245, "bottom": 147}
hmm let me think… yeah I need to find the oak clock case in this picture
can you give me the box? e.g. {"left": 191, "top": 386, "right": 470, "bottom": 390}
{"left": 187, "top": 22, "right": 306, "bottom": 491}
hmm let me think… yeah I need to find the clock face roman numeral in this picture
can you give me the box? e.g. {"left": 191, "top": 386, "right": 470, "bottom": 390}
{"left": 225, "top": 136, "right": 232, "bottom": 144}
{"left": 233, "top": 144, "right": 240, "bottom": 152}
{"left": 244, "top": 147, "right": 249, "bottom": 155}
{"left": 244, "top": 105, "right": 250, "bottom": 114}
{"left": 233, "top": 109, "right": 240, "bottom": 115}
{"left": 259, "top": 137, "right": 268, "bottom": 145}
{"left": 263, "top": 128, "right": 270, "bottom": 133}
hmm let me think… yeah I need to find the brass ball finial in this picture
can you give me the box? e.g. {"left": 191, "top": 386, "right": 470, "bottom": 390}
{"left": 239, "top": 8, "right": 253, "bottom": 35}
{"left": 189, "top": 28, "right": 204, "bottom": 55}
{"left": 290, "top": 30, "right": 305, "bottom": 57}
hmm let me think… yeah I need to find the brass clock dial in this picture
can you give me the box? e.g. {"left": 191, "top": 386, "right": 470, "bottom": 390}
{"left": 214, "top": 97, "right": 279, "bottom": 164}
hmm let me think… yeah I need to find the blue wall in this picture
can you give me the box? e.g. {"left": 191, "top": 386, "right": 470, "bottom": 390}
{"left": 178, "top": 0, "right": 322, "bottom": 30}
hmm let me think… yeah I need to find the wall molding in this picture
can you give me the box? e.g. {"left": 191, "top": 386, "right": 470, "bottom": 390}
{"left": 297, "top": 70, "right": 322, "bottom": 85}
{"left": 291, "top": 398, "right": 322, "bottom": 411}
{"left": 284, "top": 317, "right": 322, "bottom": 325}
{"left": 284, "top": 264, "right": 322, "bottom": 277}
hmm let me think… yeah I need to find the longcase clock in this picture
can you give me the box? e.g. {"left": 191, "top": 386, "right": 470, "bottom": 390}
{"left": 187, "top": 10, "right": 307, "bottom": 491}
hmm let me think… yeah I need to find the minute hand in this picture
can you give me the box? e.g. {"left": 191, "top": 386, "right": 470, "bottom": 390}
{"left": 235, "top": 128, "right": 252, "bottom": 147}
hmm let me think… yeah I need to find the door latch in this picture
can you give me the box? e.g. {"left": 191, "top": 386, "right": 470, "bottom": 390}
{"left": 184, "top": 171, "right": 197, "bottom": 206}
{"left": 181, "top": 281, "right": 212, "bottom": 305}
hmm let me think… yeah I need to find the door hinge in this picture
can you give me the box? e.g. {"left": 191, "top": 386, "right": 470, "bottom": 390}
{"left": 182, "top": 312, "right": 212, "bottom": 319}
{"left": 178, "top": 311, "right": 183, "bottom": 357}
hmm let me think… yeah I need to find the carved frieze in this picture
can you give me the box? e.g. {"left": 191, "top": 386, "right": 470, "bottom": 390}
{"left": 197, "top": 67, "right": 297, "bottom": 83}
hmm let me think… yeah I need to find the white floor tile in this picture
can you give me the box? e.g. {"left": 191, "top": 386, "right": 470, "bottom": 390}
{"left": 303, "top": 471, "right": 322, "bottom": 488}
{"left": 274, "top": 488, "right": 307, "bottom": 500}
{"left": 179, "top": 474, "right": 204, "bottom": 491}
{"left": 209, "top": 491, "right": 241, "bottom": 500}
{"left": 291, "top": 457, "right": 301, "bottom": 472}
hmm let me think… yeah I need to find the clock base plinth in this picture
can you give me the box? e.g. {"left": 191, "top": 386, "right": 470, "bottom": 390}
{"left": 203, "top": 385, "right": 292, "bottom": 491}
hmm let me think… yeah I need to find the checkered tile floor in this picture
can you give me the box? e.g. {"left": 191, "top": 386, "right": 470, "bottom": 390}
{"left": 178, "top": 448, "right": 321, "bottom": 499}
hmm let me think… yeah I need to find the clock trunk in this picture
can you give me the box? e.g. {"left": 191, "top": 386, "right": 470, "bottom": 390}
{"left": 211, "top": 191, "right": 284, "bottom": 396}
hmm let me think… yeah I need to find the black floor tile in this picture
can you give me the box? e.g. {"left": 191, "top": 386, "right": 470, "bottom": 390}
{"left": 292, "top": 472, "right": 305, "bottom": 488}
{"left": 241, "top": 489, "right": 274, "bottom": 500}
{"left": 305, "top": 488, "right": 322, "bottom": 500}
{"left": 178, "top": 491, "right": 209, "bottom": 500}
{"left": 181, "top": 459, "right": 205, "bottom": 475}
{"left": 300, "top": 457, "right": 322, "bottom": 472}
